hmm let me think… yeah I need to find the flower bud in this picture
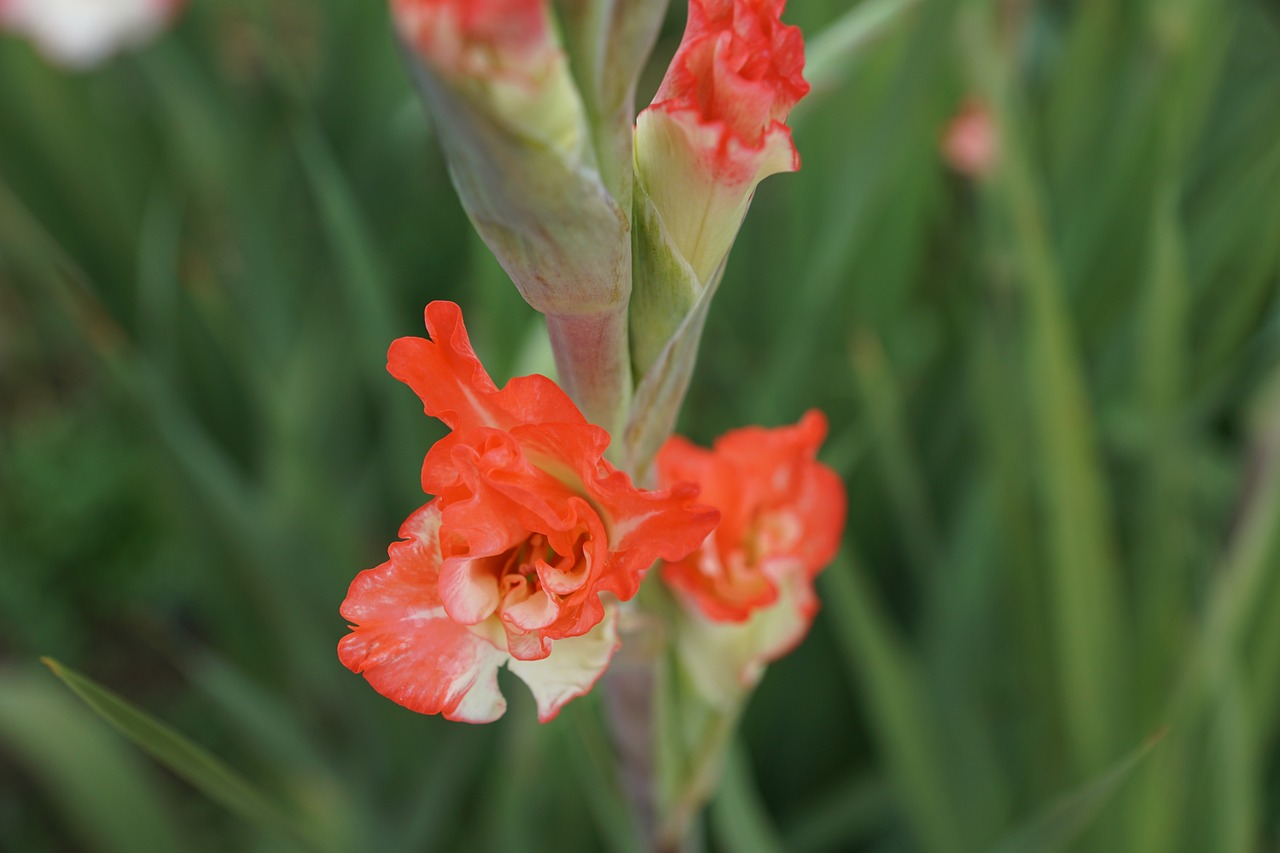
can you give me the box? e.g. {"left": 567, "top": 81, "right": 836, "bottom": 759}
{"left": 391, "top": 0, "right": 634, "bottom": 433}
{"left": 634, "top": 0, "right": 808, "bottom": 286}
{"left": 627, "top": 0, "right": 808, "bottom": 461}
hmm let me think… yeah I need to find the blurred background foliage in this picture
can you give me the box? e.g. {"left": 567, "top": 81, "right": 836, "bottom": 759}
{"left": 2, "top": 0, "right": 1280, "bottom": 850}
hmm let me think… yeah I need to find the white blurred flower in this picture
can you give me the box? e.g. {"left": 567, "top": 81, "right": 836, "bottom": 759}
{"left": 0, "top": 0, "right": 181, "bottom": 68}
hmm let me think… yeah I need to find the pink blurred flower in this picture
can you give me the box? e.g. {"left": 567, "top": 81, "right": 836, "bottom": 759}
{"left": 941, "top": 99, "right": 998, "bottom": 179}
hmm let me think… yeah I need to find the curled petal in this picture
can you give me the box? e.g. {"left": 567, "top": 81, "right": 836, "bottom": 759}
{"left": 436, "top": 551, "right": 504, "bottom": 626}
{"left": 501, "top": 585, "right": 560, "bottom": 632}
{"left": 388, "top": 301, "right": 585, "bottom": 434}
{"left": 513, "top": 422, "right": 721, "bottom": 601}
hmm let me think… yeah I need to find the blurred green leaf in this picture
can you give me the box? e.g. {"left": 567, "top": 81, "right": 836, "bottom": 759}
{"left": 783, "top": 773, "right": 893, "bottom": 853}
{"left": 821, "top": 552, "right": 967, "bottom": 853}
{"left": 0, "top": 667, "right": 186, "bottom": 853}
{"left": 560, "top": 699, "right": 648, "bottom": 853}
{"left": 800, "top": 0, "right": 922, "bottom": 108}
{"left": 709, "top": 741, "right": 786, "bottom": 853}
{"left": 964, "top": 2, "right": 1130, "bottom": 772}
{"left": 989, "top": 728, "right": 1168, "bottom": 853}
{"left": 41, "top": 658, "right": 324, "bottom": 852}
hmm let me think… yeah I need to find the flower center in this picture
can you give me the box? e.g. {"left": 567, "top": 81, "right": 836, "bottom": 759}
{"left": 498, "top": 533, "right": 557, "bottom": 595}
{"left": 492, "top": 528, "right": 593, "bottom": 626}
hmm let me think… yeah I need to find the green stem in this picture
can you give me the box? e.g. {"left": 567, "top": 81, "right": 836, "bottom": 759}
{"left": 658, "top": 706, "right": 738, "bottom": 851}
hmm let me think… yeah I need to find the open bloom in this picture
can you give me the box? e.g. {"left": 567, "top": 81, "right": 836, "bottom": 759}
{"left": 340, "top": 302, "right": 717, "bottom": 722}
{"left": 657, "top": 411, "right": 845, "bottom": 702}
{"left": 0, "top": 0, "right": 180, "bottom": 68}
{"left": 634, "top": 0, "right": 809, "bottom": 284}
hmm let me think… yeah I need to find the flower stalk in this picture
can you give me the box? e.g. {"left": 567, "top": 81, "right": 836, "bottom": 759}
{"left": 345, "top": 1, "right": 834, "bottom": 847}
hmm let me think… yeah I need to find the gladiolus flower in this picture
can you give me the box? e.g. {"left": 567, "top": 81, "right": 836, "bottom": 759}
{"left": 339, "top": 302, "right": 718, "bottom": 723}
{"left": 0, "top": 0, "right": 180, "bottom": 68}
{"left": 657, "top": 411, "right": 845, "bottom": 701}
{"left": 634, "top": 0, "right": 809, "bottom": 284}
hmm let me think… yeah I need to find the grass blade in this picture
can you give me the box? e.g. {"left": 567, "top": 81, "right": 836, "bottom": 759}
{"left": 0, "top": 667, "right": 186, "bottom": 853}
{"left": 821, "top": 551, "right": 966, "bottom": 853}
{"left": 709, "top": 741, "right": 787, "bottom": 853}
{"left": 41, "top": 658, "right": 324, "bottom": 852}
{"left": 800, "top": 0, "right": 922, "bottom": 108}
{"left": 964, "top": 4, "right": 1129, "bottom": 771}
{"left": 989, "top": 728, "right": 1167, "bottom": 853}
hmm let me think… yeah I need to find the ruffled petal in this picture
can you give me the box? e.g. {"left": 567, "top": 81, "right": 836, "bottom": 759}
{"left": 507, "top": 602, "right": 620, "bottom": 722}
{"left": 338, "top": 503, "right": 511, "bottom": 722}
{"left": 514, "top": 422, "right": 720, "bottom": 601}
{"left": 661, "top": 0, "right": 808, "bottom": 131}
{"left": 350, "top": 301, "right": 738, "bottom": 722}
{"left": 657, "top": 410, "right": 844, "bottom": 631}
{"left": 634, "top": 0, "right": 807, "bottom": 282}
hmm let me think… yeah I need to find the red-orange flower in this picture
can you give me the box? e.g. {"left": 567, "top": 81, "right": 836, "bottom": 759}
{"left": 657, "top": 411, "right": 845, "bottom": 696}
{"left": 634, "top": 0, "right": 809, "bottom": 283}
{"left": 339, "top": 302, "right": 717, "bottom": 722}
